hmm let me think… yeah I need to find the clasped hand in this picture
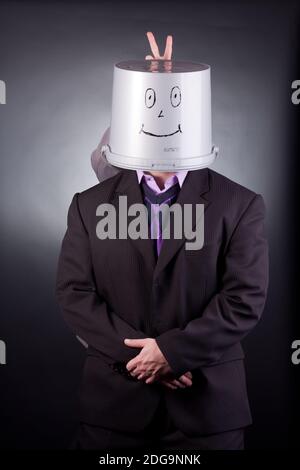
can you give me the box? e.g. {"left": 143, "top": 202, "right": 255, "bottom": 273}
{"left": 124, "top": 338, "right": 193, "bottom": 390}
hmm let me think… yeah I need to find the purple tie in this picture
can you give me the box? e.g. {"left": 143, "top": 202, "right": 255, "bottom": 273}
{"left": 141, "top": 180, "right": 181, "bottom": 258}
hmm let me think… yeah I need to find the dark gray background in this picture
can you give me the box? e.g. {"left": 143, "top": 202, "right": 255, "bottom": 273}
{"left": 0, "top": 0, "right": 299, "bottom": 449}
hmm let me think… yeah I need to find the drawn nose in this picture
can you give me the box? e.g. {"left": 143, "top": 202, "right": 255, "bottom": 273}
{"left": 158, "top": 109, "right": 164, "bottom": 118}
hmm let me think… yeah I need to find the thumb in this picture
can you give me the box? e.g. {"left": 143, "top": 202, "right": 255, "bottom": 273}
{"left": 185, "top": 371, "right": 193, "bottom": 379}
{"left": 124, "top": 338, "right": 147, "bottom": 348}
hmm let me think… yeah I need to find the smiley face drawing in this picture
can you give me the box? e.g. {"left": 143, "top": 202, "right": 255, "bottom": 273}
{"left": 139, "top": 86, "right": 183, "bottom": 138}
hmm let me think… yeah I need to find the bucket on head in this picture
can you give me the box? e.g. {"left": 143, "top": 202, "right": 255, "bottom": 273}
{"left": 102, "top": 59, "right": 218, "bottom": 172}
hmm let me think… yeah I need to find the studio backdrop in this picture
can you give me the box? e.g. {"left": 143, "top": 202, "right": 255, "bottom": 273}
{"left": 0, "top": 0, "right": 299, "bottom": 449}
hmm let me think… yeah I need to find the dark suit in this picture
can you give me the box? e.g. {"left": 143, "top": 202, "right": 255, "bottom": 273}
{"left": 56, "top": 168, "right": 268, "bottom": 439}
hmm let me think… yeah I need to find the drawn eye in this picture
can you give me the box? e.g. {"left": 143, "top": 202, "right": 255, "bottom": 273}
{"left": 145, "top": 88, "right": 156, "bottom": 108}
{"left": 170, "top": 86, "right": 181, "bottom": 107}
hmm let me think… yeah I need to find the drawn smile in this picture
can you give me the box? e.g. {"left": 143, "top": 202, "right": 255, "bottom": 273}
{"left": 139, "top": 123, "right": 182, "bottom": 138}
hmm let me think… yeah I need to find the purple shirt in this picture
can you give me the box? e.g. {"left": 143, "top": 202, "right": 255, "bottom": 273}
{"left": 136, "top": 170, "right": 188, "bottom": 255}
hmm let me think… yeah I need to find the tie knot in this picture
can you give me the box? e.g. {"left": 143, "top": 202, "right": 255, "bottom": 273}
{"left": 141, "top": 180, "right": 180, "bottom": 206}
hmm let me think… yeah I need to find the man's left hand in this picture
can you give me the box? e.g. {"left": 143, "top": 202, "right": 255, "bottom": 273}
{"left": 124, "top": 338, "right": 172, "bottom": 384}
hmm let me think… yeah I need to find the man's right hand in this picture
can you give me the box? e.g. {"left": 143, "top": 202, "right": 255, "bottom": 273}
{"left": 160, "top": 371, "right": 193, "bottom": 390}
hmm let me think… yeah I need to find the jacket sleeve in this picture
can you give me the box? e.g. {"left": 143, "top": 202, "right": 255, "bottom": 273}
{"left": 55, "top": 193, "right": 147, "bottom": 363}
{"left": 155, "top": 194, "right": 269, "bottom": 377}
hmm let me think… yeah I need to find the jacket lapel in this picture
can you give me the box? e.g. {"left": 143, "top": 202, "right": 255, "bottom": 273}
{"left": 109, "top": 169, "right": 157, "bottom": 274}
{"left": 153, "top": 168, "right": 211, "bottom": 279}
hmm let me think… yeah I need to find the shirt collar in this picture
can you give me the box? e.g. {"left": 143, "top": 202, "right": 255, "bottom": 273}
{"left": 136, "top": 169, "right": 188, "bottom": 188}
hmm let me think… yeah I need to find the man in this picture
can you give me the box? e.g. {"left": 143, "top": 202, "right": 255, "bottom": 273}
{"left": 55, "top": 33, "right": 269, "bottom": 450}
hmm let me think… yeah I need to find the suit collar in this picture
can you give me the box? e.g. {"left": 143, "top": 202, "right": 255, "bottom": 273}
{"left": 135, "top": 169, "right": 188, "bottom": 189}
{"left": 116, "top": 167, "right": 210, "bottom": 199}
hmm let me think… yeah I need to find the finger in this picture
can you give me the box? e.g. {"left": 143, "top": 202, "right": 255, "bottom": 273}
{"left": 185, "top": 371, "right": 193, "bottom": 379}
{"left": 124, "top": 338, "right": 147, "bottom": 348}
{"left": 163, "top": 35, "right": 173, "bottom": 60}
{"left": 145, "top": 55, "right": 154, "bottom": 60}
{"left": 130, "top": 368, "right": 141, "bottom": 377}
{"left": 178, "top": 375, "right": 193, "bottom": 387}
{"left": 145, "top": 375, "right": 156, "bottom": 385}
{"left": 137, "top": 370, "right": 154, "bottom": 380}
{"left": 126, "top": 357, "right": 140, "bottom": 371}
{"left": 172, "top": 379, "right": 186, "bottom": 389}
{"left": 161, "top": 381, "right": 178, "bottom": 390}
{"left": 146, "top": 31, "right": 161, "bottom": 59}
{"left": 127, "top": 366, "right": 139, "bottom": 377}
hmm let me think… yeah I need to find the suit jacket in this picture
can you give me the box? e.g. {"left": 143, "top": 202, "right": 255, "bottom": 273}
{"left": 55, "top": 168, "right": 269, "bottom": 436}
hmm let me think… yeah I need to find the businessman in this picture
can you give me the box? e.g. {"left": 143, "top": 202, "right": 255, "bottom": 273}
{"left": 55, "top": 33, "right": 269, "bottom": 450}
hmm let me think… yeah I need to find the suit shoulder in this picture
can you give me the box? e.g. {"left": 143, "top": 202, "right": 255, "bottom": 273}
{"left": 77, "top": 172, "right": 122, "bottom": 204}
{"left": 208, "top": 169, "right": 258, "bottom": 203}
